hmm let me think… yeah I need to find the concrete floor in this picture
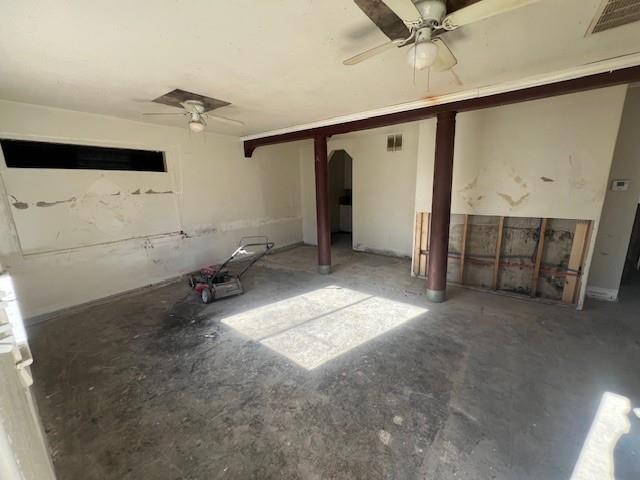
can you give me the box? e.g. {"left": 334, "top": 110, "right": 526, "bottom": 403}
{"left": 28, "top": 238, "right": 640, "bottom": 479}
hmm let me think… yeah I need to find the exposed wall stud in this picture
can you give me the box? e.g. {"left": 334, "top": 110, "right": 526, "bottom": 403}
{"left": 492, "top": 216, "right": 505, "bottom": 290}
{"left": 531, "top": 218, "right": 548, "bottom": 297}
{"left": 413, "top": 212, "right": 423, "bottom": 276}
{"left": 562, "top": 221, "right": 591, "bottom": 304}
{"left": 419, "top": 213, "right": 430, "bottom": 277}
{"left": 459, "top": 214, "right": 469, "bottom": 284}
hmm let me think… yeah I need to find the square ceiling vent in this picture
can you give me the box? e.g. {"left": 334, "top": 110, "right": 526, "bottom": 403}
{"left": 152, "top": 89, "right": 230, "bottom": 112}
{"left": 587, "top": 0, "right": 640, "bottom": 35}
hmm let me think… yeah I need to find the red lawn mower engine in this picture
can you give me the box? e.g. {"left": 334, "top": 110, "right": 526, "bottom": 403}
{"left": 188, "top": 237, "right": 274, "bottom": 304}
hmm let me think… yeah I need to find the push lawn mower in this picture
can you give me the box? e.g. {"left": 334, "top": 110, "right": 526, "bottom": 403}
{"left": 188, "top": 236, "right": 274, "bottom": 304}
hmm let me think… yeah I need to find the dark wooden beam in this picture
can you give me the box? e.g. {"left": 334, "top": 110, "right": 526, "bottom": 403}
{"left": 243, "top": 65, "right": 640, "bottom": 157}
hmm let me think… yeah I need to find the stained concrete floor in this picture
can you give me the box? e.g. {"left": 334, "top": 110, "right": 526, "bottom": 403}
{"left": 27, "top": 239, "right": 640, "bottom": 479}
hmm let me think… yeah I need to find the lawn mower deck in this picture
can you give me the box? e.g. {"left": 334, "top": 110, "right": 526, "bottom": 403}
{"left": 188, "top": 237, "right": 274, "bottom": 303}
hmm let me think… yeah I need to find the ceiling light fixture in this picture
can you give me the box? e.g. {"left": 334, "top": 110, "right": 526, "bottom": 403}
{"left": 407, "top": 40, "right": 439, "bottom": 70}
{"left": 189, "top": 119, "right": 205, "bottom": 133}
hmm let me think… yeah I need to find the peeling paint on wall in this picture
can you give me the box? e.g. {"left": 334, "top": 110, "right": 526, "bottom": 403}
{"left": 145, "top": 189, "right": 173, "bottom": 195}
{"left": 218, "top": 216, "right": 300, "bottom": 232}
{"left": 189, "top": 225, "right": 217, "bottom": 237}
{"left": 9, "top": 195, "right": 28, "bottom": 210}
{"left": 36, "top": 197, "right": 76, "bottom": 208}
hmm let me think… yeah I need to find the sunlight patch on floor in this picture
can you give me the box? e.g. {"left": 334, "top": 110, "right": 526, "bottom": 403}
{"left": 571, "top": 392, "right": 632, "bottom": 480}
{"left": 222, "top": 285, "right": 428, "bottom": 369}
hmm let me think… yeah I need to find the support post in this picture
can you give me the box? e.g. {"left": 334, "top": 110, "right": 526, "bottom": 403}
{"left": 427, "top": 111, "right": 457, "bottom": 302}
{"left": 314, "top": 135, "right": 331, "bottom": 274}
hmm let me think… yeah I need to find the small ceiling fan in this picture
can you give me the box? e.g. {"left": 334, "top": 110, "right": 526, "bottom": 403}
{"left": 143, "top": 100, "right": 244, "bottom": 132}
{"left": 344, "top": 0, "right": 541, "bottom": 73}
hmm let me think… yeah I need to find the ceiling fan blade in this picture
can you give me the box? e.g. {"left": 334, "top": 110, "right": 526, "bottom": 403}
{"left": 142, "top": 112, "right": 186, "bottom": 116}
{"left": 431, "top": 38, "right": 458, "bottom": 72}
{"left": 382, "top": 0, "right": 422, "bottom": 23}
{"left": 442, "top": 0, "right": 541, "bottom": 30}
{"left": 353, "top": 0, "right": 411, "bottom": 40}
{"left": 205, "top": 114, "right": 245, "bottom": 127}
{"left": 343, "top": 39, "right": 404, "bottom": 65}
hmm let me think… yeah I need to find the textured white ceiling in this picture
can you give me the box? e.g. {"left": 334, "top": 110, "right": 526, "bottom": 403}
{"left": 0, "top": 0, "right": 639, "bottom": 136}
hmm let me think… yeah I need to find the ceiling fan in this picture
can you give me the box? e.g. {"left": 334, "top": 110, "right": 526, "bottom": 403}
{"left": 143, "top": 100, "right": 244, "bottom": 132}
{"left": 344, "top": 0, "right": 541, "bottom": 73}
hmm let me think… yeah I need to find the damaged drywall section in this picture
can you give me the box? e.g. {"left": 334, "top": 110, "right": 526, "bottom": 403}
{"left": 413, "top": 212, "right": 590, "bottom": 303}
{"left": 35, "top": 197, "right": 76, "bottom": 208}
{"left": 9, "top": 195, "right": 28, "bottom": 210}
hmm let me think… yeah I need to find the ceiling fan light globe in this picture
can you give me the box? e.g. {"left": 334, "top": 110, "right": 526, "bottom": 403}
{"left": 407, "top": 41, "right": 439, "bottom": 70}
{"left": 189, "top": 120, "right": 205, "bottom": 133}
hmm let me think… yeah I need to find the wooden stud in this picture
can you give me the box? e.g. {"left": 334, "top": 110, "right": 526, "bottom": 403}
{"left": 459, "top": 214, "right": 469, "bottom": 284}
{"left": 574, "top": 221, "right": 593, "bottom": 303}
{"left": 413, "top": 213, "right": 423, "bottom": 276}
{"left": 530, "top": 218, "right": 548, "bottom": 298}
{"left": 492, "top": 217, "right": 505, "bottom": 290}
{"left": 419, "top": 213, "right": 430, "bottom": 277}
{"left": 562, "top": 221, "right": 591, "bottom": 304}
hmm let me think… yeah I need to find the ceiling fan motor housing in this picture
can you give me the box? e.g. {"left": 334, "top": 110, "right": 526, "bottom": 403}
{"left": 415, "top": 0, "right": 447, "bottom": 27}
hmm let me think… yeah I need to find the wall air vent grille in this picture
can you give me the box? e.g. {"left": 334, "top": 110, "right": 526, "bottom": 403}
{"left": 588, "top": 0, "right": 640, "bottom": 34}
{"left": 387, "top": 134, "right": 403, "bottom": 152}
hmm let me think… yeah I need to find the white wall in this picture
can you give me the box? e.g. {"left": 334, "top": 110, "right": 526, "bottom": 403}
{"left": 588, "top": 86, "right": 640, "bottom": 300}
{"left": 414, "top": 87, "right": 627, "bottom": 219}
{"left": 413, "top": 86, "right": 627, "bottom": 306}
{"left": 0, "top": 100, "right": 302, "bottom": 319}
{"left": 300, "top": 124, "right": 419, "bottom": 257}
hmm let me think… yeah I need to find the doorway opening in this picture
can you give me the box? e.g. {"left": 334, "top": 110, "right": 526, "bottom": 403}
{"left": 620, "top": 203, "right": 640, "bottom": 300}
{"left": 328, "top": 150, "right": 353, "bottom": 251}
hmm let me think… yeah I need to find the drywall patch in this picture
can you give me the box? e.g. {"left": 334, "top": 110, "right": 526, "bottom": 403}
{"left": 498, "top": 192, "right": 530, "bottom": 208}
{"left": 463, "top": 195, "right": 484, "bottom": 208}
{"left": 459, "top": 177, "right": 478, "bottom": 193}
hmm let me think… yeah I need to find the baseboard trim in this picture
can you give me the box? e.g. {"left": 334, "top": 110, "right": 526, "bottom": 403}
{"left": 586, "top": 286, "right": 619, "bottom": 302}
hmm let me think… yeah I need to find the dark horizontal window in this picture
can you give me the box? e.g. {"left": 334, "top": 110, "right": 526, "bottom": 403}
{"left": 0, "top": 139, "right": 166, "bottom": 172}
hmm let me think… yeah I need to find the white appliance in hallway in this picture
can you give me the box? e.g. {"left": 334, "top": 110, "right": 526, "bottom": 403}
{"left": 0, "top": 268, "right": 56, "bottom": 480}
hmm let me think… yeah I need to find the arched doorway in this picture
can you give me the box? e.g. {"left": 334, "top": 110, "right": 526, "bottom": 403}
{"left": 328, "top": 149, "right": 353, "bottom": 249}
